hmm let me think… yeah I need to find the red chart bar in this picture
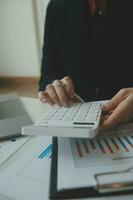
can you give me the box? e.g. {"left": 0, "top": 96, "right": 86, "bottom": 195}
{"left": 97, "top": 139, "right": 106, "bottom": 154}
{"left": 111, "top": 138, "right": 120, "bottom": 150}
{"left": 76, "top": 141, "right": 83, "bottom": 158}
{"left": 83, "top": 141, "right": 89, "bottom": 153}
{"left": 104, "top": 139, "right": 114, "bottom": 154}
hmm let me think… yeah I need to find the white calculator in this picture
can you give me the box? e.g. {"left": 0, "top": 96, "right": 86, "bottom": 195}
{"left": 22, "top": 101, "right": 102, "bottom": 138}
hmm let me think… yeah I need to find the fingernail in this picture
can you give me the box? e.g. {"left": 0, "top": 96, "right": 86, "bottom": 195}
{"left": 42, "top": 97, "right": 47, "bottom": 103}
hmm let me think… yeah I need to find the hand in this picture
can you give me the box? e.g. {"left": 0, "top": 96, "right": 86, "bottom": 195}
{"left": 38, "top": 76, "right": 77, "bottom": 106}
{"left": 101, "top": 88, "right": 133, "bottom": 130}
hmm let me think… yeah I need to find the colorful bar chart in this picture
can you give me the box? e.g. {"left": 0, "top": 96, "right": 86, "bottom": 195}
{"left": 73, "top": 136, "right": 133, "bottom": 156}
{"left": 70, "top": 131, "right": 133, "bottom": 168}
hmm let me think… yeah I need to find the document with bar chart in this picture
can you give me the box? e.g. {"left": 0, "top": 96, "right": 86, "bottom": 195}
{"left": 70, "top": 129, "right": 133, "bottom": 168}
{"left": 57, "top": 129, "right": 133, "bottom": 191}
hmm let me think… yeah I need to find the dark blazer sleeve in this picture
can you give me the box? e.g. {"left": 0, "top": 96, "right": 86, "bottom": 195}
{"left": 39, "top": 1, "right": 65, "bottom": 91}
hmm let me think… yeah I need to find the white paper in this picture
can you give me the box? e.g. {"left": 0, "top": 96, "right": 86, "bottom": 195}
{"left": 0, "top": 136, "right": 52, "bottom": 200}
{"left": 58, "top": 129, "right": 133, "bottom": 191}
{"left": 0, "top": 136, "right": 29, "bottom": 166}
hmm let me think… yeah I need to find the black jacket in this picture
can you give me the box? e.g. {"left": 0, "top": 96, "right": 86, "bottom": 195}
{"left": 39, "top": 0, "right": 133, "bottom": 101}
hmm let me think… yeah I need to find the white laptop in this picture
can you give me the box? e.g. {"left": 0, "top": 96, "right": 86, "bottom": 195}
{"left": 0, "top": 93, "right": 32, "bottom": 139}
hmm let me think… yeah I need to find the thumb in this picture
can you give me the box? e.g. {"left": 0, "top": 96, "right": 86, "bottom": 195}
{"left": 102, "top": 101, "right": 115, "bottom": 113}
{"left": 102, "top": 90, "right": 125, "bottom": 113}
{"left": 102, "top": 99, "right": 120, "bottom": 114}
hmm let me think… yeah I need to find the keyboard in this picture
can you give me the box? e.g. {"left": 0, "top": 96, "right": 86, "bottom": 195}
{"left": 22, "top": 102, "right": 102, "bottom": 138}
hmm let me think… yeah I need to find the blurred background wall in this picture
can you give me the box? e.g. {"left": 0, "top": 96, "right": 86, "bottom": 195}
{"left": 0, "top": 0, "right": 50, "bottom": 77}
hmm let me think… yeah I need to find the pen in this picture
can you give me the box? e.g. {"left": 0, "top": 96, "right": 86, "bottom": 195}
{"left": 59, "top": 81, "right": 84, "bottom": 103}
{"left": 74, "top": 93, "right": 85, "bottom": 103}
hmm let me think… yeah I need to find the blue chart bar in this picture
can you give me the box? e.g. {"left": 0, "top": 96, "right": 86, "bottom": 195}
{"left": 117, "top": 137, "right": 129, "bottom": 152}
{"left": 124, "top": 136, "right": 133, "bottom": 148}
{"left": 97, "top": 139, "right": 106, "bottom": 154}
{"left": 90, "top": 140, "right": 96, "bottom": 149}
{"left": 38, "top": 144, "right": 52, "bottom": 159}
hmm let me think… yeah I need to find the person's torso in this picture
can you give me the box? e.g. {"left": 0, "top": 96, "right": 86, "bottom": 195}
{"left": 53, "top": 0, "right": 133, "bottom": 100}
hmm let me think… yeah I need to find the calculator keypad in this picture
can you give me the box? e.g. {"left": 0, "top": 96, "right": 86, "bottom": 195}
{"left": 36, "top": 102, "right": 102, "bottom": 129}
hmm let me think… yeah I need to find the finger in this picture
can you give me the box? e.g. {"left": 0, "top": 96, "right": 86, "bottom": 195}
{"left": 99, "top": 115, "right": 110, "bottom": 132}
{"left": 38, "top": 91, "right": 54, "bottom": 105}
{"left": 46, "top": 84, "right": 61, "bottom": 106}
{"left": 61, "top": 76, "right": 75, "bottom": 100}
{"left": 45, "top": 95, "right": 55, "bottom": 106}
{"left": 38, "top": 91, "right": 49, "bottom": 103}
{"left": 102, "top": 89, "right": 128, "bottom": 113}
{"left": 52, "top": 80, "right": 70, "bottom": 106}
{"left": 101, "top": 115, "right": 110, "bottom": 122}
{"left": 101, "top": 97, "right": 132, "bottom": 129}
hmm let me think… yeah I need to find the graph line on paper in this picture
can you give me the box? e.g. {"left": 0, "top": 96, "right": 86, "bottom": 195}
{"left": 0, "top": 136, "right": 29, "bottom": 166}
{"left": 17, "top": 138, "right": 52, "bottom": 183}
{"left": 70, "top": 130, "right": 133, "bottom": 168}
{"left": 38, "top": 144, "right": 52, "bottom": 159}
